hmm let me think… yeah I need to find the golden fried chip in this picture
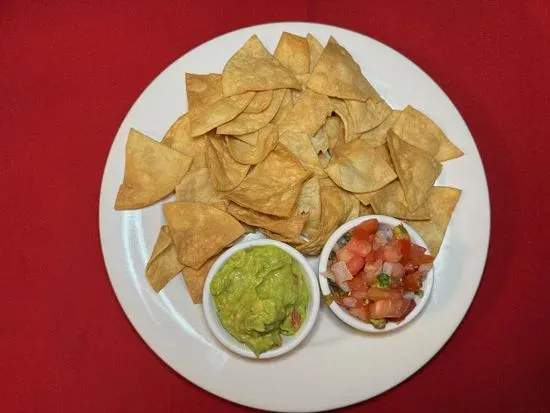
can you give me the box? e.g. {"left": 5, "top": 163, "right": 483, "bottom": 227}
{"left": 359, "top": 110, "right": 400, "bottom": 147}
{"left": 161, "top": 115, "right": 209, "bottom": 172}
{"left": 331, "top": 98, "right": 358, "bottom": 142}
{"left": 243, "top": 90, "right": 273, "bottom": 113}
{"left": 226, "top": 145, "right": 311, "bottom": 217}
{"left": 189, "top": 91, "right": 255, "bottom": 137}
{"left": 387, "top": 130, "right": 442, "bottom": 212}
{"left": 325, "top": 115, "right": 345, "bottom": 149}
{"left": 189, "top": 135, "right": 208, "bottom": 171}
{"left": 227, "top": 202, "right": 308, "bottom": 239}
{"left": 183, "top": 254, "right": 219, "bottom": 304}
{"left": 278, "top": 130, "right": 326, "bottom": 176}
{"left": 222, "top": 35, "right": 300, "bottom": 96}
{"left": 216, "top": 89, "right": 285, "bottom": 135}
{"left": 406, "top": 187, "right": 462, "bottom": 256}
{"left": 326, "top": 138, "right": 397, "bottom": 193}
{"left": 226, "top": 124, "right": 278, "bottom": 165}
{"left": 115, "top": 128, "right": 192, "bottom": 210}
{"left": 307, "top": 36, "right": 378, "bottom": 101}
{"left": 279, "top": 89, "right": 333, "bottom": 138}
{"left": 346, "top": 97, "right": 392, "bottom": 133}
{"left": 318, "top": 152, "right": 330, "bottom": 168}
{"left": 163, "top": 202, "right": 245, "bottom": 269}
{"left": 175, "top": 168, "right": 228, "bottom": 210}
{"left": 311, "top": 128, "right": 329, "bottom": 153}
{"left": 306, "top": 33, "right": 324, "bottom": 72}
{"left": 359, "top": 204, "right": 375, "bottom": 216}
{"left": 260, "top": 229, "right": 305, "bottom": 245}
{"left": 296, "top": 73, "right": 310, "bottom": 86}
{"left": 297, "top": 176, "right": 322, "bottom": 238}
{"left": 274, "top": 32, "right": 309, "bottom": 75}
{"left": 185, "top": 73, "right": 223, "bottom": 111}
{"left": 271, "top": 89, "right": 293, "bottom": 125}
{"left": 393, "top": 106, "right": 463, "bottom": 161}
{"left": 146, "top": 226, "right": 183, "bottom": 292}
{"left": 205, "top": 136, "right": 249, "bottom": 191}
{"left": 370, "top": 180, "right": 431, "bottom": 220}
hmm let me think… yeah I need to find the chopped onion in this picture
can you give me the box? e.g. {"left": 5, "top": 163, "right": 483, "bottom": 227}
{"left": 337, "top": 281, "right": 350, "bottom": 292}
{"left": 331, "top": 261, "right": 353, "bottom": 283}
{"left": 320, "top": 270, "right": 335, "bottom": 281}
{"left": 342, "top": 296, "right": 358, "bottom": 308}
{"left": 382, "top": 261, "right": 394, "bottom": 276}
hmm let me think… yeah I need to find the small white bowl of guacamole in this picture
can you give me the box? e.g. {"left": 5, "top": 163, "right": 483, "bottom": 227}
{"left": 203, "top": 239, "right": 320, "bottom": 359}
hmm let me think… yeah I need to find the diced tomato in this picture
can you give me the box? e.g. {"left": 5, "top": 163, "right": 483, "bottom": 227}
{"left": 389, "top": 277, "right": 403, "bottom": 290}
{"left": 403, "top": 272, "right": 423, "bottom": 292}
{"left": 347, "top": 274, "right": 367, "bottom": 291}
{"left": 375, "top": 242, "right": 402, "bottom": 263}
{"left": 409, "top": 243, "right": 427, "bottom": 259}
{"left": 394, "top": 299, "right": 417, "bottom": 323}
{"left": 369, "top": 298, "right": 412, "bottom": 319}
{"left": 336, "top": 246, "right": 354, "bottom": 263}
{"left": 352, "top": 219, "right": 379, "bottom": 240}
{"left": 409, "top": 254, "right": 435, "bottom": 265}
{"left": 349, "top": 306, "right": 371, "bottom": 322}
{"left": 346, "top": 237, "right": 372, "bottom": 257}
{"left": 345, "top": 254, "right": 365, "bottom": 276}
{"left": 398, "top": 238, "right": 411, "bottom": 264}
{"left": 363, "top": 259, "right": 383, "bottom": 285}
{"left": 350, "top": 289, "right": 369, "bottom": 300}
{"left": 364, "top": 249, "right": 377, "bottom": 263}
{"left": 291, "top": 309, "right": 301, "bottom": 330}
{"left": 391, "top": 262, "right": 405, "bottom": 280}
{"left": 331, "top": 261, "right": 353, "bottom": 283}
{"left": 367, "top": 287, "right": 403, "bottom": 301}
{"left": 341, "top": 296, "right": 360, "bottom": 308}
{"left": 403, "top": 262, "right": 418, "bottom": 274}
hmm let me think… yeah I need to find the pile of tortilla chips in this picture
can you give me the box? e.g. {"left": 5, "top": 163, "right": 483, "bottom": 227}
{"left": 114, "top": 32, "right": 463, "bottom": 304}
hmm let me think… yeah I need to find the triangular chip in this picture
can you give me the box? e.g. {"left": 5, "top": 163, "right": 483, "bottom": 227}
{"left": 406, "top": 187, "right": 462, "bottom": 256}
{"left": 189, "top": 91, "right": 255, "bottom": 137}
{"left": 222, "top": 35, "right": 301, "bottom": 96}
{"left": 175, "top": 167, "right": 228, "bottom": 210}
{"left": 227, "top": 202, "right": 308, "bottom": 239}
{"left": 345, "top": 97, "right": 392, "bottom": 133}
{"left": 259, "top": 229, "right": 305, "bottom": 246}
{"left": 297, "top": 176, "right": 322, "bottom": 238}
{"left": 279, "top": 130, "right": 326, "bottom": 176}
{"left": 392, "top": 106, "right": 463, "bottom": 161}
{"left": 226, "top": 145, "right": 311, "bottom": 217}
{"left": 331, "top": 98, "right": 358, "bottom": 142}
{"left": 326, "top": 138, "right": 397, "bottom": 193}
{"left": 115, "top": 128, "right": 192, "bottom": 210}
{"left": 387, "top": 130, "right": 442, "bottom": 212}
{"left": 182, "top": 254, "right": 219, "bottom": 304}
{"left": 306, "top": 34, "right": 324, "bottom": 72}
{"left": 359, "top": 204, "right": 375, "bottom": 216}
{"left": 163, "top": 202, "right": 245, "bottom": 269}
{"left": 161, "top": 115, "right": 208, "bottom": 173}
{"left": 226, "top": 124, "right": 278, "bottom": 165}
{"left": 274, "top": 32, "right": 309, "bottom": 75}
{"left": 185, "top": 73, "right": 223, "bottom": 111}
{"left": 359, "top": 110, "right": 400, "bottom": 147}
{"left": 216, "top": 89, "right": 285, "bottom": 135}
{"left": 370, "top": 180, "right": 431, "bottom": 220}
{"left": 244, "top": 90, "right": 273, "bottom": 113}
{"left": 271, "top": 89, "right": 293, "bottom": 125}
{"left": 325, "top": 115, "right": 345, "bottom": 149}
{"left": 145, "top": 226, "right": 184, "bottom": 292}
{"left": 279, "top": 89, "right": 333, "bottom": 138}
{"left": 307, "top": 36, "right": 378, "bottom": 101}
{"left": 205, "top": 135, "right": 249, "bottom": 191}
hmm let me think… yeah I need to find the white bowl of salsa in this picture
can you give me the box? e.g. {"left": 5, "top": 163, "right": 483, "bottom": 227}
{"left": 319, "top": 215, "right": 435, "bottom": 333}
{"left": 203, "top": 239, "right": 320, "bottom": 359}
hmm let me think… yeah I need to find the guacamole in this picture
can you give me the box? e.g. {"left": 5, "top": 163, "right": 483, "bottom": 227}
{"left": 210, "top": 245, "right": 309, "bottom": 355}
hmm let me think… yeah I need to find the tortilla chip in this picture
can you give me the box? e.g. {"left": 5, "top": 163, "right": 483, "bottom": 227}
{"left": 274, "top": 32, "right": 309, "bottom": 75}
{"left": 393, "top": 106, "right": 463, "bottom": 161}
{"left": 260, "top": 229, "right": 305, "bottom": 245}
{"left": 306, "top": 34, "right": 324, "bottom": 72}
{"left": 227, "top": 202, "right": 308, "bottom": 239}
{"left": 311, "top": 127, "right": 329, "bottom": 154}
{"left": 205, "top": 135, "right": 250, "bottom": 191}
{"left": 115, "top": 128, "right": 193, "bottom": 210}
{"left": 296, "top": 73, "right": 310, "bottom": 86}
{"left": 163, "top": 202, "right": 245, "bottom": 269}
{"left": 244, "top": 90, "right": 273, "bottom": 113}
{"left": 318, "top": 152, "right": 331, "bottom": 168}
{"left": 226, "top": 124, "right": 278, "bottom": 165}
{"left": 226, "top": 144, "right": 311, "bottom": 217}
{"left": 337, "top": 187, "right": 361, "bottom": 222}
{"left": 279, "top": 89, "right": 332, "bottom": 138}
{"left": 145, "top": 226, "right": 184, "bottom": 292}
{"left": 331, "top": 98, "right": 358, "bottom": 142}
{"left": 359, "top": 110, "right": 400, "bottom": 147}
{"left": 189, "top": 91, "right": 255, "bottom": 137}
{"left": 161, "top": 114, "right": 191, "bottom": 154}
{"left": 216, "top": 89, "right": 285, "bottom": 135}
{"left": 185, "top": 73, "right": 223, "bottom": 111}
{"left": 346, "top": 98, "right": 392, "bottom": 133}
{"left": 406, "top": 187, "right": 462, "bottom": 256}
{"left": 325, "top": 115, "right": 345, "bottom": 149}
{"left": 370, "top": 180, "right": 431, "bottom": 220}
{"left": 307, "top": 36, "right": 378, "bottom": 101}
{"left": 297, "top": 176, "right": 322, "bottom": 238}
{"left": 278, "top": 130, "right": 326, "bottom": 176}
{"left": 326, "top": 138, "right": 397, "bottom": 193}
{"left": 183, "top": 254, "right": 219, "bottom": 304}
{"left": 271, "top": 89, "right": 293, "bottom": 125}
{"left": 189, "top": 135, "right": 208, "bottom": 171}
{"left": 175, "top": 168, "right": 228, "bottom": 210}
{"left": 387, "top": 130, "right": 442, "bottom": 212}
{"left": 359, "top": 204, "right": 375, "bottom": 216}
{"left": 222, "top": 35, "right": 301, "bottom": 96}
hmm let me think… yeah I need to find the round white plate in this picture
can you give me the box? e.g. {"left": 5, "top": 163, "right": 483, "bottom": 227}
{"left": 99, "top": 22, "right": 490, "bottom": 412}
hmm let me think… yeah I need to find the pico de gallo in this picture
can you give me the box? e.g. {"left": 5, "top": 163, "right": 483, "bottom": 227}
{"left": 322, "top": 219, "right": 433, "bottom": 329}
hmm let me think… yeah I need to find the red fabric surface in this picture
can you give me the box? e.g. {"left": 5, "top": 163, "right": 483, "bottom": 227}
{"left": 2, "top": 0, "right": 549, "bottom": 412}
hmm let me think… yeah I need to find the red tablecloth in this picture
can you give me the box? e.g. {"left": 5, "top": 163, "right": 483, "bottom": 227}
{"left": 2, "top": 1, "right": 549, "bottom": 412}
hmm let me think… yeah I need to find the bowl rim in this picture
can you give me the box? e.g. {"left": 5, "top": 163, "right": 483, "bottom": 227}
{"left": 202, "top": 238, "right": 321, "bottom": 359}
{"left": 318, "top": 214, "right": 434, "bottom": 333}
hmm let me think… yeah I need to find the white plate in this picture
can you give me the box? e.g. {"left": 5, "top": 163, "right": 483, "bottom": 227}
{"left": 99, "top": 22, "right": 490, "bottom": 412}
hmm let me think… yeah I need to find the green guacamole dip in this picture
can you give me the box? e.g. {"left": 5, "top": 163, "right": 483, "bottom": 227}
{"left": 210, "top": 245, "right": 309, "bottom": 356}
